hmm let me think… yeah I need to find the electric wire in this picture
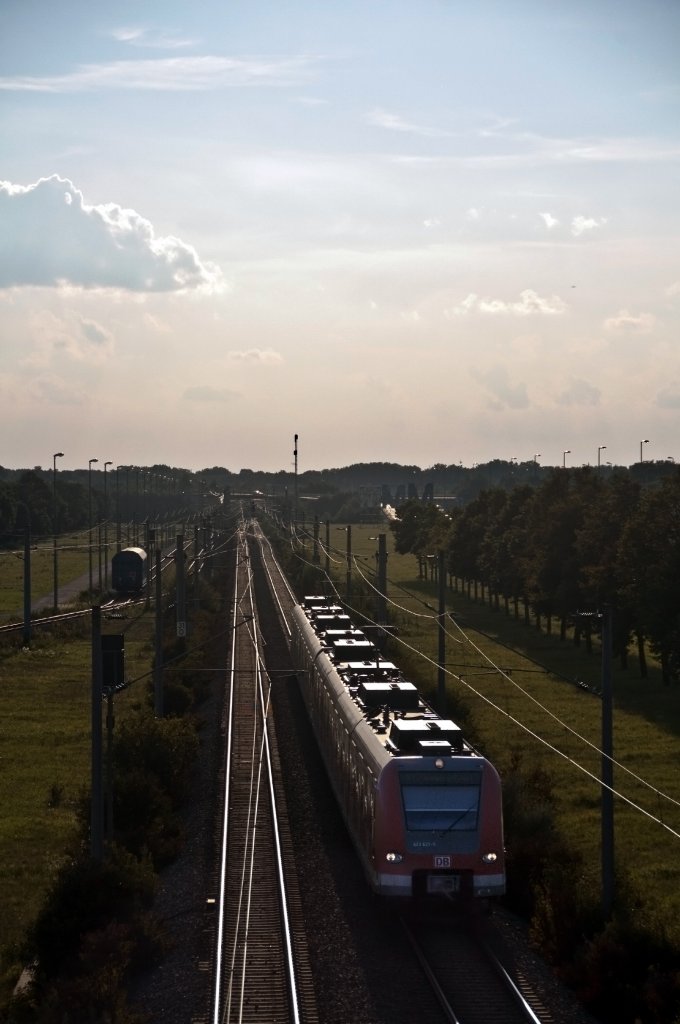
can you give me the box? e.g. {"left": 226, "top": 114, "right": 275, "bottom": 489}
{"left": 278, "top": 521, "right": 680, "bottom": 840}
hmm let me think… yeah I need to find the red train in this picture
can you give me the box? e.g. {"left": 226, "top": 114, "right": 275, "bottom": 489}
{"left": 291, "top": 597, "right": 505, "bottom": 899}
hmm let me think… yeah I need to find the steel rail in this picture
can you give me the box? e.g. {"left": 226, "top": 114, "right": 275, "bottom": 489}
{"left": 211, "top": 535, "right": 240, "bottom": 1024}
{"left": 401, "top": 917, "right": 462, "bottom": 1024}
{"left": 250, "top": 521, "right": 295, "bottom": 639}
{"left": 243, "top": 527, "right": 300, "bottom": 1024}
{"left": 212, "top": 518, "right": 301, "bottom": 1024}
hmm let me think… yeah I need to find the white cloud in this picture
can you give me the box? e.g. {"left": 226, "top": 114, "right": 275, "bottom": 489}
{"left": 226, "top": 348, "right": 284, "bottom": 364}
{"left": 449, "top": 289, "right": 566, "bottom": 316}
{"left": 603, "top": 309, "right": 656, "bottom": 332}
{"left": 540, "top": 212, "right": 559, "bottom": 229}
{"left": 143, "top": 312, "right": 172, "bottom": 333}
{"left": 0, "top": 55, "right": 319, "bottom": 93}
{"left": 657, "top": 383, "right": 680, "bottom": 409}
{"left": 111, "top": 27, "right": 198, "bottom": 49}
{"left": 27, "top": 374, "right": 86, "bottom": 406}
{"left": 365, "top": 108, "right": 446, "bottom": 137}
{"left": 474, "top": 366, "right": 529, "bottom": 410}
{"left": 76, "top": 316, "right": 114, "bottom": 352}
{"left": 571, "top": 215, "right": 607, "bottom": 236}
{"left": 556, "top": 378, "right": 601, "bottom": 407}
{"left": 184, "top": 385, "right": 241, "bottom": 402}
{"left": 23, "top": 310, "right": 114, "bottom": 366}
{"left": 0, "top": 175, "right": 223, "bottom": 293}
{"left": 665, "top": 281, "right": 680, "bottom": 298}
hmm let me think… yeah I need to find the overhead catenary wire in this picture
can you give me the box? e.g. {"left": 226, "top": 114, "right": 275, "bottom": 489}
{"left": 282, "top": 521, "right": 680, "bottom": 840}
{"left": 349, "top": 547, "right": 680, "bottom": 814}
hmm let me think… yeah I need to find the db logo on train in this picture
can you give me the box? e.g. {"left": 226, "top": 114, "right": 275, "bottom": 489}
{"left": 434, "top": 856, "right": 451, "bottom": 868}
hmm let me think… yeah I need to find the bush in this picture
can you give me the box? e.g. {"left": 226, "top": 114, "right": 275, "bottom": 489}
{"left": 112, "top": 771, "right": 183, "bottom": 866}
{"left": 113, "top": 714, "right": 198, "bottom": 811}
{"left": 566, "top": 917, "right": 680, "bottom": 1024}
{"left": 26, "top": 846, "right": 156, "bottom": 984}
{"left": 500, "top": 748, "right": 584, "bottom": 921}
{"left": 11, "top": 914, "right": 161, "bottom": 1023}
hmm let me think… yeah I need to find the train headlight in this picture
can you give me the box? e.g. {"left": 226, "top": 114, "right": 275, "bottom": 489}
{"left": 386, "top": 851, "right": 404, "bottom": 864}
{"left": 482, "top": 852, "right": 498, "bottom": 864}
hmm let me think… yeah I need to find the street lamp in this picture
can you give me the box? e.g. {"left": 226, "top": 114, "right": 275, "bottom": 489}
{"left": 103, "top": 462, "right": 112, "bottom": 590}
{"left": 115, "top": 464, "right": 122, "bottom": 552}
{"left": 640, "top": 439, "right": 649, "bottom": 464}
{"left": 534, "top": 453, "right": 541, "bottom": 463}
{"left": 88, "top": 458, "right": 98, "bottom": 594}
{"left": 598, "top": 445, "right": 607, "bottom": 468}
{"left": 52, "top": 452, "right": 64, "bottom": 612}
{"left": 563, "top": 450, "right": 571, "bottom": 468}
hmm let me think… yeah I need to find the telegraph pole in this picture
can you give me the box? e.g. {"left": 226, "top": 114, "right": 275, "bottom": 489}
{"left": 293, "top": 433, "right": 299, "bottom": 530}
{"left": 601, "top": 605, "right": 614, "bottom": 918}
{"left": 176, "top": 534, "right": 186, "bottom": 645}
{"left": 154, "top": 544, "right": 164, "bottom": 718}
{"left": 437, "top": 550, "right": 447, "bottom": 715}
{"left": 375, "top": 533, "right": 387, "bottom": 626}
{"left": 91, "top": 606, "right": 104, "bottom": 861}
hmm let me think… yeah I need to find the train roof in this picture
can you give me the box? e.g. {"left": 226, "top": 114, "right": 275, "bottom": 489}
{"left": 299, "top": 596, "right": 477, "bottom": 760}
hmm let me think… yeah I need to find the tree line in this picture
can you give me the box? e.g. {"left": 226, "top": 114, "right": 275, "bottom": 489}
{"left": 390, "top": 466, "right": 680, "bottom": 684}
{"left": 0, "top": 468, "right": 196, "bottom": 543}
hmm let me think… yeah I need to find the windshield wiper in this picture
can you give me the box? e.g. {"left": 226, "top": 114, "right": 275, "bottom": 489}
{"left": 437, "top": 805, "right": 475, "bottom": 837}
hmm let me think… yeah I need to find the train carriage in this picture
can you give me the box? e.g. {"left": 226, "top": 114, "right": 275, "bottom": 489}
{"left": 111, "top": 546, "right": 148, "bottom": 594}
{"left": 292, "top": 598, "right": 505, "bottom": 899}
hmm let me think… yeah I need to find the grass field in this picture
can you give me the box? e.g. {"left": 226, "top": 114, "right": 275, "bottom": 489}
{"left": 336, "top": 524, "right": 680, "bottom": 940}
{"left": 0, "top": 599, "right": 156, "bottom": 996}
{"left": 2, "top": 517, "right": 680, "bottom": 999}
{"left": 0, "top": 532, "right": 96, "bottom": 616}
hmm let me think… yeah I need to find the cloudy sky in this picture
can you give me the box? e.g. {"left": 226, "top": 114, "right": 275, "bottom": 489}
{"left": 1, "top": 0, "right": 679, "bottom": 472}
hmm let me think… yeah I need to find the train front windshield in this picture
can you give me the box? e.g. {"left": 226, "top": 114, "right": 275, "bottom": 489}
{"left": 400, "top": 770, "right": 481, "bottom": 832}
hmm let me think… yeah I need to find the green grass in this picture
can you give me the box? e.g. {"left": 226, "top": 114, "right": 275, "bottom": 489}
{"left": 0, "top": 600, "right": 156, "bottom": 1000}
{"left": 0, "top": 532, "right": 93, "bottom": 615}
{"left": 337, "top": 524, "right": 680, "bottom": 939}
{"left": 3, "top": 520, "right": 680, "bottom": 998}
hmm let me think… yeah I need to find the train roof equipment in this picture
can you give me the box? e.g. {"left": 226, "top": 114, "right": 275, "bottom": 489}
{"left": 300, "top": 595, "right": 474, "bottom": 760}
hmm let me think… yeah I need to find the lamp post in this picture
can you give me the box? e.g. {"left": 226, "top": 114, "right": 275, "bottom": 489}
{"left": 115, "top": 466, "right": 122, "bottom": 553}
{"left": 533, "top": 453, "right": 541, "bottom": 463}
{"left": 88, "top": 458, "right": 98, "bottom": 594}
{"left": 563, "top": 450, "right": 570, "bottom": 469}
{"left": 598, "top": 445, "right": 607, "bottom": 468}
{"left": 103, "top": 461, "right": 112, "bottom": 589}
{"left": 52, "top": 452, "right": 64, "bottom": 611}
{"left": 640, "top": 439, "right": 649, "bottom": 463}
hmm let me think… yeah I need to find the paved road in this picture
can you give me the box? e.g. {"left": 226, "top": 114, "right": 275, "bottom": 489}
{"left": 31, "top": 571, "right": 106, "bottom": 613}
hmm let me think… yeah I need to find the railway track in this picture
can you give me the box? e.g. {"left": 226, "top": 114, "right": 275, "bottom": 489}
{"left": 402, "top": 909, "right": 554, "bottom": 1024}
{"left": 245, "top": 515, "right": 575, "bottom": 1024}
{"left": 210, "top": 518, "right": 317, "bottom": 1024}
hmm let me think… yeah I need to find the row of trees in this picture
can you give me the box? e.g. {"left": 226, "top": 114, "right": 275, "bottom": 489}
{"left": 0, "top": 468, "right": 201, "bottom": 543}
{"left": 391, "top": 466, "right": 680, "bottom": 682}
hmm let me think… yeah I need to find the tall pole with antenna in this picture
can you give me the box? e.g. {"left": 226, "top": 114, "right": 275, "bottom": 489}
{"left": 293, "top": 433, "right": 299, "bottom": 532}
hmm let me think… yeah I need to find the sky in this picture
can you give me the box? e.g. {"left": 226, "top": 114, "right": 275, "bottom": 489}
{"left": 1, "top": 0, "right": 679, "bottom": 473}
